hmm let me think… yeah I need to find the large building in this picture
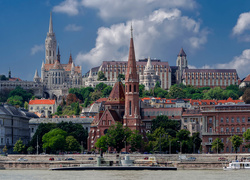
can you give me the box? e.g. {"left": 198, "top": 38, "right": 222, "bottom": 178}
{"left": 0, "top": 104, "right": 38, "bottom": 153}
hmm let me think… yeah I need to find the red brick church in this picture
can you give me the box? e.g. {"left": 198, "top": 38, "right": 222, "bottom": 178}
{"left": 87, "top": 27, "right": 144, "bottom": 151}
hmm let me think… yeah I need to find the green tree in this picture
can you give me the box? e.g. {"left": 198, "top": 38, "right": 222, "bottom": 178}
{"left": 42, "top": 128, "right": 67, "bottom": 153}
{"left": 0, "top": 74, "right": 8, "bottom": 80}
{"left": 83, "top": 97, "right": 90, "bottom": 108}
{"left": 74, "top": 102, "right": 80, "bottom": 115}
{"left": 91, "top": 90, "right": 102, "bottom": 101}
{"left": 243, "top": 129, "right": 250, "bottom": 148}
{"left": 65, "top": 136, "right": 81, "bottom": 152}
{"left": 29, "top": 123, "right": 56, "bottom": 153}
{"left": 27, "top": 146, "right": 34, "bottom": 154}
{"left": 3, "top": 145, "right": 8, "bottom": 154}
{"left": 7, "top": 95, "right": 23, "bottom": 107}
{"left": 13, "top": 138, "right": 26, "bottom": 154}
{"left": 117, "top": 74, "right": 125, "bottom": 81}
{"left": 230, "top": 135, "right": 243, "bottom": 154}
{"left": 203, "top": 87, "right": 225, "bottom": 100}
{"left": 139, "top": 84, "right": 145, "bottom": 98}
{"left": 95, "top": 83, "right": 107, "bottom": 91}
{"left": 211, "top": 138, "right": 224, "bottom": 153}
{"left": 168, "top": 85, "right": 185, "bottom": 99}
{"left": 242, "top": 88, "right": 250, "bottom": 104}
{"left": 106, "top": 122, "right": 131, "bottom": 153}
{"left": 191, "top": 132, "right": 202, "bottom": 153}
{"left": 102, "top": 86, "right": 113, "bottom": 97}
{"left": 95, "top": 135, "right": 108, "bottom": 152}
{"left": 151, "top": 115, "right": 180, "bottom": 137}
{"left": 128, "top": 130, "right": 144, "bottom": 152}
{"left": 24, "top": 101, "right": 29, "bottom": 110}
{"left": 8, "top": 86, "right": 32, "bottom": 103}
{"left": 97, "top": 71, "right": 107, "bottom": 81}
{"left": 56, "top": 105, "right": 62, "bottom": 115}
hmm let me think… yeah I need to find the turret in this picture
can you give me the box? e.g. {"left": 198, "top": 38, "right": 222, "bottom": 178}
{"left": 33, "top": 69, "right": 40, "bottom": 83}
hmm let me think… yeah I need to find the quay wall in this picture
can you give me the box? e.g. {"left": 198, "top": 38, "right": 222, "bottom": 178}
{"left": 0, "top": 153, "right": 249, "bottom": 170}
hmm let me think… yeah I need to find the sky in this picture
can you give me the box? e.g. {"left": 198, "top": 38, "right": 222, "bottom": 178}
{"left": 1, "top": 0, "right": 250, "bottom": 81}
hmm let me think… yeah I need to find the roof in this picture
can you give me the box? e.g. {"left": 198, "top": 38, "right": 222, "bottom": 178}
{"left": 9, "top": 77, "right": 22, "bottom": 81}
{"left": 105, "top": 81, "right": 125, "bottom": 105}
{"left": 44, "top": 62, "right": 81, "bottom": 73}
{"left": 178, "top": 48, "right": 186, "bottom": 57}
{"left": 243, "top": 74, "right": 250, "bottom": 82}
{"left": 184, "top": 69, "right": 238, "bottom": 73}
{"left": 0, "top": 104, "right": 38, "bottom": 118}
{"left": 29, "top": 99, "right": 56, "bottom": 105}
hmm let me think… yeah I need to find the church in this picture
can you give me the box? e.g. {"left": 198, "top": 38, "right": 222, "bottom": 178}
{"left": 33, "top": 12, "right": 83, "bottom": 101}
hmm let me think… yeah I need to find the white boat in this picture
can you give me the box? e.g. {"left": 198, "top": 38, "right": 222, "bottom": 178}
{"left": 223, "top": 160, "right": 250, "bottom": 170}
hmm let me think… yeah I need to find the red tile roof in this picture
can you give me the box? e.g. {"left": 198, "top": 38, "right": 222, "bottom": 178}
{"left": 243, "top": 74, "right": 250, "bottom": 82}
{"left": 29, "top": 99, "right": 56, "bottom": 105}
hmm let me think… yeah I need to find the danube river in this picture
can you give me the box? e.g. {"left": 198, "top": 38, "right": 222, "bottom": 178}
{"left": 1, "top": 170, "right": 250, "bottom": 180}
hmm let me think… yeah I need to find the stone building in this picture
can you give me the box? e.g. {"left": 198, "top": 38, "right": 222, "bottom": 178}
{"left": 0, "top": 104, "right": 38, "bottom": 153}
{"left": 140, "top": 57, "right": 161, "bottom": 90}
{"left": 28, "top": 99, "right": 57, "bottom": 118}
{"left": 202, "top": 104, "right": 250, "bottom": 153}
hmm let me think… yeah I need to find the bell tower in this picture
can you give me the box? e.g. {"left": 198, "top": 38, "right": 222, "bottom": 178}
{"left": 123, "top": 25, "right": 141, "bottom": 131}
{"left": 45, "top": 12, "right": 57, "bottom": 64}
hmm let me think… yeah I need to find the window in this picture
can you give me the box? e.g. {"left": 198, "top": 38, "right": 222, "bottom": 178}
{"left": 184, "top": 118, "right": 188, "bottom": 123}
{"left": 32, "top": 128, "right": 34, "bottom": 133}
{"left": 209, "top": 138, "right": 213, "bottom": 143}
{"left": 221, "top": 138, "right": 224, "bottom": 143}
{"left": 221, "top": 118, "right": 223, "bottom": 123}
{"left": 248, "top": 117, "right": 250, "bottom": 122}
{"left": 209, "top": 127, "right": 212, "bottom": 133}
{"left": 209, "top": 118, "right": 212, "bottom": 123}
{"left": 134, "top": 85, "right": 136, "bottom": 92}
{"left": 237, "top": 127, "right": 240, "bottom": 132}
{"left": 243, "top": 146, "right": 245, "bottom": 152}
{"left": 129, "top": 85, "right": 131, "bottom": 92}
{"left": 102, "top": 120, "right": 106, "bottom": 125}
{"left": 231, "top": 117, "right": 234, "bottom": 123}
{"left": 129, "top": 101, "right": 132, "bottom": 115}
{"left": 108, "top": 120, "right": 112, "bottom": 125}
{"left": 226, "top": 127, "right": 229, "bottom": 132}
{"left": 243, "top": 127, "right": 246, "bottom": 132}
{"left": 231, "top": 127, "right": 234, "bottom": 132}
{"left": 226, "top": 147, "right": 229, "bottom": 152}
{"left": 242, "top": 117, "right": 245, "bottom": 123}
{"left": 226, "top": 117, "right": 229, "bottom": 123}
{"left": 221, "top": 127, "right": 223, "bottom": 132}
{"left": 237, "top": 117, "right": 240, "bottom": 123}
{"left": 1, "top": 138, "right": 3, "bottom": 144}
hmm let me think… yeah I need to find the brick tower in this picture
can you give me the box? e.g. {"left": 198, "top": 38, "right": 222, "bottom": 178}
{"left": 123, "top": 25, "right": 141, "bottom": 131}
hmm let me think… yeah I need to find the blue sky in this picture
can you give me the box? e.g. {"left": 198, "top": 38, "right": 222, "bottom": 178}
{"left": 1, "top": 0, "right": 250, "bottom": 81}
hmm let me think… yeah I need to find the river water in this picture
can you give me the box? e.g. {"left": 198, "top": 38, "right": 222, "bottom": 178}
{"left": 1, "top": 170, "right": 250, "bottom": 180}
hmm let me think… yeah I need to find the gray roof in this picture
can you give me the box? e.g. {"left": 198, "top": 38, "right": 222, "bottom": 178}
{"left": 29, "top": 117, "right": 94, "bottom": 124}
{"left": 0, "top": 104, "right": 38, "bottom": 119}
{"left": 184, "top": 69, "right": 238, "bottom": 73}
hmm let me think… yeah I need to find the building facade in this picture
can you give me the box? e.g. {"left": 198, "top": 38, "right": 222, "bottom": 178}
{"left": 202, "top": 105, "right": 250, "bottom": 153}
{"left": 28, "top": 99, "right": 57, "bottom": 118}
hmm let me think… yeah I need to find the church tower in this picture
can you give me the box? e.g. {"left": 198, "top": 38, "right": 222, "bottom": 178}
{"left": 45, "top": 12, "right": 57, "bottom": 64}
{"left": 123, "top": 25, "right": 141, "bottom": 131}
{"left": 176, "top": 48, "right": 188, "bottom": 84}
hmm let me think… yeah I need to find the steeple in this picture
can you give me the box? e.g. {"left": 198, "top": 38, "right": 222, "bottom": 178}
{"left": 178, "top": 48, "right": 186, "bottom": 57}
{"left": 49, "top": 11, "right": 53, "bottom": 34}
{"left": 68, "top": 52, "right": 73, "bottom": 64}
{"left": 125, "top": 24, "right": 138, "bottom": 82}
{"left": 71, "top": 62, "right": 75, "bottom": 75}
{"left": 8, "top": 68, "right": 11, "bottom": 78}
{"left": 145, "top": 57, "right": 153, "bottom": 71}
{"left": 33, "top": 69, "right": 40, "bottom": 82}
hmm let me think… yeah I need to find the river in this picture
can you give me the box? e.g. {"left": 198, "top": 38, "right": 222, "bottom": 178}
{"left": 1, "top": 170, "right": 250, "bottom": 180}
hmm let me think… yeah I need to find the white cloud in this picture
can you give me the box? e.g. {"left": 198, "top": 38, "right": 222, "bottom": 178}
{"left": 81, "top": 0, "right": 197, "bottom": 21}
{"left": 65, "top": 24, "right": 83, "bottom": 31}
{"left": 53, "top": 0, "right": 79, "bottom": 16}
{"left": 189, "top": 49, "right": 250, "bottom": 78}
{"left": 30, "top": 45, "right": 44, "bottom": 55}
{"left": 76, "top": 9, "right": 209, "bottom": 70}
{"left": 233, "top": 12, "right": 250, "bottom": 35}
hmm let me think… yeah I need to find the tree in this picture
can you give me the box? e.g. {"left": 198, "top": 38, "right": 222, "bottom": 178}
{"left": 211, "top": 138, "right": 224, "bottom": 153}
{"left": 102, "top": 86, "right": 113, "bottom": 97}
{"left": 42, "top": 128, "right": 67, "bottom": 153}
{"left": 151, "top": 115, "right": 180, "bottom": 137}
{"left": 97, "top": 71, "right": 107, "bottom": 81}
{"left": 242, "top": 88, "right": 250, "bottom": 104}
{"left": 128, "top": 130, "right": 144, "bottom": 152}
{"left": 139, "top": 84, "right": 145, "bottom": 98}
{"left": 27, "top": 146, "right": 34, "bottom": 154}
{"left": 65, "top": 136, "right": 81, "bottom": 152}
{"left": 230, "top": 135, "right": 243, "bottom": 154}
{"left": 95, "top": 82, "right": 107, "bottom": 91}
{"left": 74, "top": 102, "right": 80, "bottom": 115}
{"left": 8, "top": 86, "right": 33, "bottom": 104}
{"left": 168, "top": 85, "right": 185, "bottom": 99}
{"left": 91, "top": 90, "right": 102, "bottom": 101}
{"left": 3, "top": 145, "right": 8, "bottom": 154}
{"left": 191, "top": 132, "right": 202, "bottom": 153}
{"left": 106, "top": 122, "right": 131, "bottom": 153}
{"left": 13, "top": 138, "right": 26, "bottom": 154}
{"left": 0, "top": 74, "right": 8, "bottom": 80}
{"left": 24, "top": 101, "right": 29, "bottom": 110}
{"left": 56, "top": 105, "right": 62, "bottom": 115}
{"left": 203, "top": 87, "right": 225, "bottom": 100}
{"left": 83, "top": 97, "right": 90, "bottom": 108}
{"left": 7, "top": 95, "right": 23, "bottom": 107}
{"left": 117, "top": 74, "right": 125, "bottom": 81}
{"left": 95, "top": 135, "right": 108, "bottom": 152}
{"left": 243, "top": 129, "right": 250, "bottom": 148}
{"left": 66, "top": 93, "right": 79, "bottom": 105}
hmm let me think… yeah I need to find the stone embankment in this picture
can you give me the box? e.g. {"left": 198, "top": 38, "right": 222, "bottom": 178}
{"left": 0, "top": 153, "right": 249, "bottom": 170}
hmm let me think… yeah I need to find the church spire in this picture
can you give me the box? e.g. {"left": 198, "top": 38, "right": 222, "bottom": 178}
{"left": 49, "top": 11, "right": 53, "bottom": 34}
{"left": 57, "top": 46, "right": 61, "bottom": 62}
{"left": 68, "top": 52, "right": 73, "bottom": 64}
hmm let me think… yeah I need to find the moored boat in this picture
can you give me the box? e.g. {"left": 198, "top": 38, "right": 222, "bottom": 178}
{"left": 223, "top": 160, "right": 250, "bottom": 170}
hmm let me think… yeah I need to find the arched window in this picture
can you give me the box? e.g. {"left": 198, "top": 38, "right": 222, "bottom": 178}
{"left": 129, "top": 85, "right": 131, "bottom": 92}
{"left": 134, "top": 85, "right": 136, "bottom": 92}
{"left": 129, "top": 101, "right": 132, "bottom": 115}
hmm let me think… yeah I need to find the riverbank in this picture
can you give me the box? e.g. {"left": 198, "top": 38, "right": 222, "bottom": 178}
{"left": 0, "top": 153, "right": 249, "bottom": 170}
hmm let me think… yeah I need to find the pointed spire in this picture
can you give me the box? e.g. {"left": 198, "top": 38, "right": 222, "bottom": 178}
{"left": 125, "top": 25, "right": 138, "bottom": 82}
{"left": 34, "top": 69, "right": 39, "bottom": 78}
{"left": 49, "top": 11, "right": 53, "bottom": 34}
{"left": 42, "top": 61, "right": 45, "bottom": 68}
{"left": 130, "top": 22, "right": 133, "bottom": 38}
{"left": 178, "top": 48, "right": 186, "bottom": 57}
{"left": 71, "top": 62, "right": 75, "bottom": 75}
{"left": 68, "top": 52, "right": 73, "bottom": 64}
{"left": 88, "top": 69, "right": 92, "bottom": 78}
{"left": 57, "top": 46, "right": 60, "bottom": 62}
{"left": 146, "top": 57, "right": 152, "bottom": 70}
